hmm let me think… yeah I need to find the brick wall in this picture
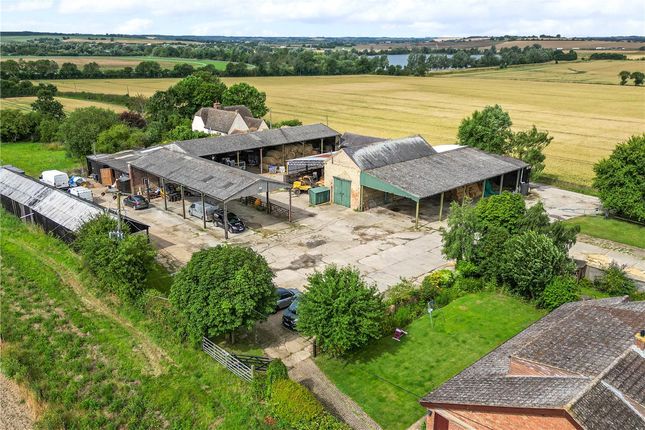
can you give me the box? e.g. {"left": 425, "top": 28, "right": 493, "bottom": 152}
{"left": 426, "top": 408, "right": 578, "bottom": 430}
{"left": 128, "top": 165, "right": 159, "bottom": 196}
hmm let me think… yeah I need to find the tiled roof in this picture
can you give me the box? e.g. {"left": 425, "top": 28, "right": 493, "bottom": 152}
{"left": 420, "top": 297, "right": 645, "bottom": 425}
{"left": 195, "top": 107, "right": 240, "bottom": 133}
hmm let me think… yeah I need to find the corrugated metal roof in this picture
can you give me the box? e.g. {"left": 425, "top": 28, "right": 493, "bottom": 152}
{"left": 130, "top": 148, "right": 286, "bottom": 202}
{"left": 87, "top": 149, "right": 144, "bottom": 174}
{"left": 167, "top": 123, "right": 339, "bottom": 157}
{"left": 0, "top": 168, "right": 145, "bottom": 232}
{"left": 339, "top": 132, "right": 385, "bottom": 148}
{"left": 344, "top": 135, "right": 436, "bottom": 170}
{"left": 364, "top": 146, "right": 528, "bottom": 199}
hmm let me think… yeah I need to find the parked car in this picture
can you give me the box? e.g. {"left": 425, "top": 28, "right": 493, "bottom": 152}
{"left": 275, "top": 288, "right": 299, "bottom": 311}
{"left": 189, "top": 201, "right": 219, "bottom": 221}
{"left": 282, "top": 298, "right": 299, "bottom": 331}
{"left": 40, "top": 170, "right": 69, "bottom": 189}
{"left": 214, "top": 209, "right": 246, "bottom": 233}
{"left": 123, "top": 195, "right": 149, "bottom": 210}
{"left": 68, "top": 186, "right": 93, "bottom": 202}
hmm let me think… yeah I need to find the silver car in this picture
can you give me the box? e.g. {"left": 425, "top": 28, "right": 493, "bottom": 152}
{"left": 188, "top": 202, "right": 219, "bottom": 221}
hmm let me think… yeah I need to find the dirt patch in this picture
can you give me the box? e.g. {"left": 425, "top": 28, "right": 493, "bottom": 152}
{"left": 288, "top": 254, "right": 322, "bottom": 269}
{"left": 0, "top": 372, "right": 43, "bottom": 430}
{"left": 303, "top": 238, "right": 326, "bottom": 249}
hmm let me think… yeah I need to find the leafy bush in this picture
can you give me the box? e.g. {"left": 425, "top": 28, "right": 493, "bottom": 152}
{"left": 384, "top": 279, "right": 419, "bottom": 306}
{"left": 269, "top": 379, "right": 325, "bottom": 425}
{"left": 475, "top": 191, "right": 526, "bottom": 233}
{"left": 593, "top": 134, "right": 645, "bottom": 222}
{"left": 266, "top": 359, "right": 289, "bottom": 388}
{"left": 58, "top": 107, "right": 118, "bottom": 158}
{"left": 539, "top": 276, "right": 580, "bottom": 310}
{"left": 169, "top": 245, "right": 276, "bottom": 343}
{"left": 501, "top": 231, "right": 574, "bottom": 300}
{"left": 419, "top": 270, "right": 454, "bottom": 302}
{"left": 297, "top": 265, "right": 385, "bottom": 357}
{"left": 453, "top": 277, "right": 483, "bottom": 294}
{"left": 594, "top": 264, "right": 637, "bottom": 296}
{"left": 455, "top": 260, "right": 479, "bottom": 278}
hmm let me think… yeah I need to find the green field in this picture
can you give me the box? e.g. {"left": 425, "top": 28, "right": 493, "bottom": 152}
{"left": 37, "top": 61, "right": 644, "bottom": 186}
{"left": 0, "top": 142, "right": 82, "bottom": 176}
{"left": 0, "top": 211, "right": 272, "bottom": 428}
{"left": 565, "top": 215, "right": 645, "bottom": 249}
{"left": 14, "top": 55, "right": 231, "bottom": 70}
{"left": 1, "top": 96, "right": 125, "bottom": 112}
{"left": 317, "top": 293, "right": 546, "bottom": 430}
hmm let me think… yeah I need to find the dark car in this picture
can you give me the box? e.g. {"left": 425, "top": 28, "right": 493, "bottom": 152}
{"left": 282, "top": 298, "right": 299, "bottom": 331}
{"left": 275, "top": 288, "right": 299, "bottom": 312}
{"left": 123, "top": 195, "right": 149, "bottom": 210}
{"left": 214, "top": 209, "right": 245, "bottom": 233}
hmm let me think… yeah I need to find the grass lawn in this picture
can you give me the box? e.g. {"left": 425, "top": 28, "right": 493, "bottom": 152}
{"left": 0, "top": 211, "right": 273, "bottom": 428}
{"left": 565, "top": 215, "right": 645, "bottom": 249}
{"left": 316, "top": 293, "right": 546, "bottom": 430}
{"left": 0, "top": 142, "right": 82, "bottom": 177}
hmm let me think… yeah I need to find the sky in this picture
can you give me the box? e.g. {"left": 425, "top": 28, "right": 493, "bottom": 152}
{"left": 1, "top": 0, "right": 643, "bottom": 37}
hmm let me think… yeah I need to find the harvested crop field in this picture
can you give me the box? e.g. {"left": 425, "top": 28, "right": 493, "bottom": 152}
{"left": 38, "top": 62, "right": 645, "bottom": 185}
{"left": 1, "top": 96, "right": 124, "bottom": 112}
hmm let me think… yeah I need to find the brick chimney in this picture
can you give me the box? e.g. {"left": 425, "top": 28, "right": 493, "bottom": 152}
{"left": 636, "top": 330, "right": 645, "bottom": 350}
{"left": 213, "top": 102, "right": 221, "bottom": 109}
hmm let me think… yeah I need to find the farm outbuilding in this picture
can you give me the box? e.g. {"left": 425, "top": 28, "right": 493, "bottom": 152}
{"left": 127, "top": 147, "right": 290, "bottom": 238}
{"left": 324, "top": 136, "right": 529, "bottom": 226}
{"left": 0, "top": 167, "right": 148, "bottom": 242}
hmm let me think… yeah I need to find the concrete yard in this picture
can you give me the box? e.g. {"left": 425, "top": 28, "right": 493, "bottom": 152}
{"left": 95, "top": 181, "right": 644, "bottom": 292}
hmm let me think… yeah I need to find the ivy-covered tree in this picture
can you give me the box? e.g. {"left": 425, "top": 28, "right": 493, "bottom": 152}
{"left": 221, "top": 82, "right": 268, "bottom": 117}
{"left": 297, "top": 265, "right": 385, "bottom": 356}
{"left": 593, "top": 134, "right": 645, "bottom": 222}
{"left": 169, "top": 245, "right": 276, "bottom": 342}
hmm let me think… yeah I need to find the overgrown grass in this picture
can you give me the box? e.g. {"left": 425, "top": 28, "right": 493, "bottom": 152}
{"left": 564, "top": 215, "right": 645, "bottom": 249}
{"left": 0, "top": 142, "right": 82, "bottom": 177}
{"left": 0, "top": 212, "right": 274, "bottom": 429}
{"left": 316, "top": 293, "right": 546, "bottom": 430}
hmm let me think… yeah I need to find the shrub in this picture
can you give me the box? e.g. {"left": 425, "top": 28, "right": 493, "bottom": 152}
{"left": 419, "top": 270, "right": 454, "bottom": 302}
{"left": 266, "top": 359, "right": 289, "bottom": 386}
{"left": 475, "top": 191, "right": 526, "bottom": 233}
{"left": 501, "top": 231, "right": 574, "bottom": 300}
{"left": 455, "top": 260, "right": 479, "bottom": 278}
{"left": 540, "top": 276, "right": 580, "bottom": 310}
{"left": 269, "top": 379, "right": 325, "bottom": 426}
{"left": 384, "top": 279, "right": 419, "bottom": 306}
{"left": 435, "top": 286, "right": 464, "bottom": 307}
{"left": 453, "top": 277, "right": 483, "bottom": 294}
{"left": 595, "top": 264, "right": 637, "bottom": 296}
{"left": 169, "top": 245, "right": 276, "bottom": 343}
{"left": 297, "top": 265, "right": 385, "bottom": 357}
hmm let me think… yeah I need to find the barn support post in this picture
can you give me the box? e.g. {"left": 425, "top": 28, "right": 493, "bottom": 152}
{"left": 302, "top": 141, "right": 305, "bottom": 157}
{"left": 359, "top": 185, "right": 365, "bottom": 212}
{"left": 415, "top": 199, "right": 420, "bottom": 229}
{"left": 260, "top": 148, "right": 263, "bottom": 174}
{"left": 439, "top": 192, "right": 444, "bottom": 221}
{"left": 266, "top": 182, "right": 271, "bottom": 215}
{"left": 499, "top": 174, "right": 504, "bottom": 193}
{"left": 236, "top": 151, "right": 240, "bottom": 167}
{"left": 180, "top": 185, "right": 186, "bottom": 219}
{"left": 282, "top": 144, "right": 286, "bottom": 166}
{"left": 161, "top": 178, "right": 167, "bottom": 210}
{"left": 288, "top": 188, "right": 292, "bottom": 222}
{"left": 223, "top": 202, "right": 229, "bottom": 240}
{"left": 201, "top": 193, "right": 206, "bottom": 229}
{"left": 320, "top": 138, "right": 324, "bottom": 153}
{"left": 515, "top": 171, "right": 520, "bottom": 192}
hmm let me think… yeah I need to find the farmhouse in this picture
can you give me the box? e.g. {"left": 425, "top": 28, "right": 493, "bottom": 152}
{"left": 324, "top": 135, "right": 529, "bottom": 226}
{"left": 0, "top": 166, "right": 148, "bottom": 242}
{"left": 191, "top": 103, "right": 269, "bottom": 135}
{"left": 420, "top": 297, "right": 645, "bottom": 430}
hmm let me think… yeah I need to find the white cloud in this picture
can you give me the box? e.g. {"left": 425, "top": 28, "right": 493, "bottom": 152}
{"left": 115, "top": 18, "right": 152, "bottom": 34}
{"left": 2, "top": 0, "right": 53, "bottom": 12}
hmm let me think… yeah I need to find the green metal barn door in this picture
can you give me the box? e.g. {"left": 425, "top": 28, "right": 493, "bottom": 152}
{"left": 333, "top": 177, "right": 351, "bottom": 208}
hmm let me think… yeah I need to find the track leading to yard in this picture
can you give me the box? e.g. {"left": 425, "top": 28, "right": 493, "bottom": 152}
{"left": 4, "top": 237, "right": 172, "bottom": 376}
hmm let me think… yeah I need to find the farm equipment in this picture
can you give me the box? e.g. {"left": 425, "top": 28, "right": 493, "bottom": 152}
{"left": 292, "top": 175, "right": 322, "bottom": 196}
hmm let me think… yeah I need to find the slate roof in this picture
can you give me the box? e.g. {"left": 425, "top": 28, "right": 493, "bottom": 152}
{"left": 242, "top": 116, "right": 265, "bottom": 130}
{"left": 420, "top": 297, "right": 645, "bottom": 429}
{"left": 195, "top": 107, "right": 241, "bottom": 134}
{"left": 343, "top": 135, "right": 436, "bottom": 170}
{"left": 168, "top": 123, "right": 339, "bottom": 157}
{"left": 0, "top": 167, "right": 147, "bottom": 233}
{"left": 339, "top": 132, "right": 385, "bottom": 148}
{"left": 222, "top": 105, "right": 253, "bottom": 118}
{"left": 87, "top": 149, "right": 144, "bottom": 174}
{"left": 129, "top": 148, "right": 285, "bottom": 202}
{"left": 364, "top": 146, "right": 527, "bottom": 199}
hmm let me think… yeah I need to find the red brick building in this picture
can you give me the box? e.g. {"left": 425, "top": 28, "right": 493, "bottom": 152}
{"left": 420, "top": 297, "right": 645, "bottom": 430}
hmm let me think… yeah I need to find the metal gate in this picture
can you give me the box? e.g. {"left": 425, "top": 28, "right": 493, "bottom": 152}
{"left": 333, "top": 177, "right": 351, "bottom": 208}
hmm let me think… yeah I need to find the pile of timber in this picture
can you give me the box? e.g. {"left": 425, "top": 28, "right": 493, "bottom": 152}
{"left": 261, "top": 143, "right": 318, "bottom": 172}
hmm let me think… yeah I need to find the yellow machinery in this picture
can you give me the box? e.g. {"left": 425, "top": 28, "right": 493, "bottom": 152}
{"left": 292, "top": 175, "right": 322, "bottom": 196}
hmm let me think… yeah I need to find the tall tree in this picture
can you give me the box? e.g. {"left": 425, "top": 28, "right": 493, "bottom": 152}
{"left": 619, "top": 70, "right": 631, "bottom": 85}
{"left": 508, "top": 126, "right": 553, "bottom": 177}
{"left": 58, "top": 107, "right": 118, "bottom": 158}
{"left": 31, "top": 86, "right": 65, "bottom": 121}
{"left": 630, "top": 71, "right": 644, "bottom": 86}
{"left": 457, "top": 104, "right": 513, "bottom": 154}
{"left": 221, "top": 83, "right": 268, "bottom": 117}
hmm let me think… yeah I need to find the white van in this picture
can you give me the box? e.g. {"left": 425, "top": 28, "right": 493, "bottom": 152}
{"left": 41, "top": 170, "right": 69, "bottom": 189}
{"left": 69, "top": 187, "right": 93, "bottom": 202}
{"left": 189, "top": 202, "right": 219, "bottom": 221}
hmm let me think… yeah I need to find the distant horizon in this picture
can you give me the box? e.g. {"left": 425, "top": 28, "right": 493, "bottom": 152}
{"left": 1, "top": 0, "right": 643, "bottom": 38}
